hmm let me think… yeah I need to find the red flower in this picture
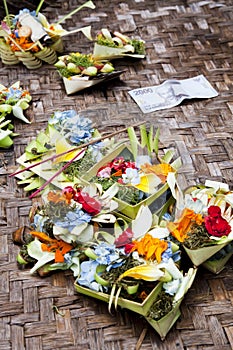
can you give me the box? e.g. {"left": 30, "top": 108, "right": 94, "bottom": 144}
{"left": 114, "top": 228, "right": 134, "bottom": 248}
{"left": 124, "top": 243, "right": 135, "bottom": 254}
{"left": 204, "top": 205, "right": 231, "bottom": 237}
{"left": 62, "top": 186, "right": 76, "bottom": 204}
{"left": 74, "top": 190, "right": 102, "bottom": 216}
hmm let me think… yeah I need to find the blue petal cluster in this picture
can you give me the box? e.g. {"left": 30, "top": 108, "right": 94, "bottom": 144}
{"left": 53, "top": 208, "right": 92, "bottom": 231}
{"left": 49, "top": 110, "right": 94, "bottom": 145}
{"left": 77, "top": 242, "right": 126, "bottom": 291}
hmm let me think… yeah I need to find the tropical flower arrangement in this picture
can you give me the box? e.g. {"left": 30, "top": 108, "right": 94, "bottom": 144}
{"left": 12, "top": 114, "right": 208, "bottom": 339}
{"left": 15, "top": 183, "right": 118, "bottom": 275}
{"left": 54, "top": 52, "right": 125, "bottom": 94}
{"left": 13, "top": 193, "right": 196, "bottom": 339}
{"left": 0, "top": 81, "right": 31, "bottom": 148}
{"left": 167, "top": 180, "right": 233, "bottom": 266}
{"left": 0, "top": 0, "right": 95, "bottom": 69}
{"left": 73, "top": 205, "right": 197, "bottom": 339}
{"left": 84, "top": 124, "right": 182, "bottom": 218}
{"left": 14, "top": 109, "right": 119, "bottom": 193}
{"left": 92, "top": 28, "right": 146, "bottom": 60}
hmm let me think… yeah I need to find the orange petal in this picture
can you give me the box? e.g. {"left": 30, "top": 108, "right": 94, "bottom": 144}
{"left": 30, "top": 231, "right": 55, "bottom": 243}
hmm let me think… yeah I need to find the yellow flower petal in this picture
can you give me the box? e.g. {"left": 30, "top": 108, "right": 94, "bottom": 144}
{"left": 119, "top": 264, "right": 164, "bottom": 282}
{"left": 54, "top": 137, "right": 85, "bottom": 163}
{"left": 134, "top": 174, "right": 161, "bottom": 193}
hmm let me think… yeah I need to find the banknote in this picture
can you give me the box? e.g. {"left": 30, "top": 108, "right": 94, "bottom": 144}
{"left": 128, "top": 75, "right": 218, "bottom": 113}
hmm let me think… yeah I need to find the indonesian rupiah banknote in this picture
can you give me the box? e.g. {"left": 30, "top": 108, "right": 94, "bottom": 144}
{"left": 128, "top": 75, "right": 218, "bottom": 113}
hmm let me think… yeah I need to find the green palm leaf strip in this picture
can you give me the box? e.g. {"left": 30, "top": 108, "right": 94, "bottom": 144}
{"left": 57, "top": 1, "right": 96, "bottom": 25}
{"left": 127, "top": 126, "right": 139, "bottom": 160}
{"left": 36, "top": 0, "right": 45, "bottom": 15}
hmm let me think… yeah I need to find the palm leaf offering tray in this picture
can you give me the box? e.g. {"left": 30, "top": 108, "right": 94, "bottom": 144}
{"left": 54, "top": 52, "right": 126, "bottom": 94}
{"left": 92, "top": 28, "right": 146, "bottom": 59}
{"left": 0, "top": 0, "right": 95, "bottom": 69}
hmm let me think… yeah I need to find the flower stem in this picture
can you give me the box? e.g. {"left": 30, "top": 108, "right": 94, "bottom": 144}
{"left": 3, "top": 0, "right": 10, "bottom": 27}
{"left": 36, "top": 0, "right": 45, "bottom": 15}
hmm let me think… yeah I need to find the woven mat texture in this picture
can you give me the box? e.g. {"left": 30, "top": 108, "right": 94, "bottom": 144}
{"left": 0, "top": 0, "right": 233, "bottom": 349}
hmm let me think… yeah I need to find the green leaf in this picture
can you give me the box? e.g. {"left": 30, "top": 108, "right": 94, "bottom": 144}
{"left": 101, "top": 182, "right": 119, "bottom": 200}
{"left": 139, "top": 124, "right": 148, "bottom": 149}
{"left": 0, "top": 104, "right": 12, "bottom": 114}
{"left": 162, "top": 150, "right": 174, "bottom": 163}
{"left": 57, "top": 0, "right": 96, "bottom": 24}
{"left": 0, "top": 129, "right": 12, "bottom": 140}
{"left": 0, "top": 135, "right": 13, "bottom": 148}
{"left": 171, "top": 156, "right": 182, "bottom": 170}
{"left": 148, "top": 125, "right": 154, "bottom": 154}
{"left": 17, "top": 100, "right": 30, "bottom": 110}
{"left": 70, "top": 256, "right": 81, "bottom": 277}
{"left": 108, "top": 283, "right": 116, "bottom": 313}
{"left": 153, "top": 127, "right": 160, "bottom": 155}
{"left": 114, "top": 285, "right": 122, "bottom": 310}
{"left": 25, "top": 138, "right": 49, "bottom": 155}
{"left": 0, "top": 119, "right": 12, "bottom": 129}
{"left": 74, "top": 224, "right": 94, "bottom": 243}
{"left": 24, "top": 177, "right": 45, "bottom": 192}
{"left": 94, "top": 230, "right": 115, "bottom": 245}
{"left": 127, "top": 126, "right": 139, "bottom": 160}
{"left": 113, "top": 219, "right": 124, "bottom": 240}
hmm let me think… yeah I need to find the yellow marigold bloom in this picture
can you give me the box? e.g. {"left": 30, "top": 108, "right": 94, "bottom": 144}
{"left": 167, "top": 208, "right": 204, "bottom": 242}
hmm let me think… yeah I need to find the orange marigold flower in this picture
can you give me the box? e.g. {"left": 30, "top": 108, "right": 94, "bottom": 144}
{"left": 167, "top": 208, "right": 204, "bottom": 242}
{"left": 131, "top": 233, "right": 168, "bottom": 263}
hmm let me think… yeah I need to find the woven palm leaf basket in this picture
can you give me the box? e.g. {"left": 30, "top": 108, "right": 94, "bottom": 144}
{"left": 0, "top": 0, "right": 95, "bottom": 69}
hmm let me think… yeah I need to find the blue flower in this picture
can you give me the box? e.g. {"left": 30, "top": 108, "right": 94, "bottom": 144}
{"left": 49, "top": 111, "right": 94, "bottom": 145}
{"left": 48, "top": 110, "right": 77, "bottom": 125}
{"left": 161, "top": 242, "right": 181, "bottom": 263}
{"left": 88, "top": 142, "right": 105, "bottom": 162}
{"left": 161, "top": 242, "right": 173, "bottom": 262}
{"left": 93, "top": 242, "right": 125, "bottom": 269}
{"left": 77, "top": 260, "right": 102, "bottom": 291}
{"left": 5, "top": 87, "right": 22, "bottom": 101}
{"left": 64, "top": 115, "right": 94, "bottom": 144}
{"left": 33, "top": 213, "right": 48, "bottom": 232}
{"left": 53, "top": 208, "right": 92, "bottom": 231}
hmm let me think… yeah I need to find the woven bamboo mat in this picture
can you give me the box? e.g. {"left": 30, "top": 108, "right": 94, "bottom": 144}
{"left": 0, "top": 0, "right": 233, "bottom": 349}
